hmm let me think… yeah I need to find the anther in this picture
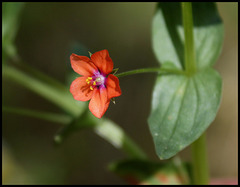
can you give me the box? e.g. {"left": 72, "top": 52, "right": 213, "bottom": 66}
{"left": 90, "top": 86, "right": 93, "bottom": 90}
{"left": 86, "top": 77, "right": 93, "bottom": 84}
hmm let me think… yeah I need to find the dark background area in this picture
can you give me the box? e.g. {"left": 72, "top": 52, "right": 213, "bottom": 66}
{"left": 2, "top": 2, "right": 238, "bottom": 184}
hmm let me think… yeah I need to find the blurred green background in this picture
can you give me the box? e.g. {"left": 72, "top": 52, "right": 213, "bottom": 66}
{"left": 2, "top": 2, "right": 238, "bottom": 184}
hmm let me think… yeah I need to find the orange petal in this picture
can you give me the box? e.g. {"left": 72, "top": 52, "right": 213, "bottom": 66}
{"left": 89, "top": 87, "right": 110, "bottom": 118}
{"left": 70, "top": 77, "right": 93, "bottom": 101}
{"left": 90, "top": 49, "right": 114, "bottom": 75}
{"left": 106, "top": 74, "right": 122, "bottom": 99}
{"left": 70, "top": 53, "right": 98, "bottom": 76}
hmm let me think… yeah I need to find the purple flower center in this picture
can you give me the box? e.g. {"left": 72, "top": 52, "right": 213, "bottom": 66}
{"left": 92, "top": 71, "right": 106, "bottom": 88}
{"left": 86, "top": 71, "right": 107, "bottom": 90}
{"left": 92, "top": 72, "right": 106, "bottom": 86}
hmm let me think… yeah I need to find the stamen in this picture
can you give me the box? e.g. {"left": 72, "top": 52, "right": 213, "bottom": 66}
{"left": 86, "top": 77, "right": 93, "bottom": 84}
{"left": 86, "top": 74, "right": 105, "bottom": 89}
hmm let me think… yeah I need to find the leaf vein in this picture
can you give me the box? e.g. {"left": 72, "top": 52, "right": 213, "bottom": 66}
{"left": 163, "top": 78, "right": 190, "bottom": 153}
{"left": 156, "top": 76, "right": 187, "bottom": 133}
{"left": 190, "top": 77, "right": 199, "bottom": 134}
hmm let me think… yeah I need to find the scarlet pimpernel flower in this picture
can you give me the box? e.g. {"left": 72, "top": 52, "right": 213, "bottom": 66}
{"left": 70, "top": 49, "right": 122, "bottom": 118}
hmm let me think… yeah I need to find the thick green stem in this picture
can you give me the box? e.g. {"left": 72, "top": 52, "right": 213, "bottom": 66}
{"left": 182, "top": 2, "right": 209, "bottom": 184}
{"left": 191, "top": 133, "right": 209, "bottom": 184}
{"left": 115, "top": 67, "right": 184, "bottom": 78}
{"left": 182, "top": 2, "right": 197, "bottom": 75}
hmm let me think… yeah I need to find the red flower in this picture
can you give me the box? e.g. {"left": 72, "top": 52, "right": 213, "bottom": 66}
{"left": 70, "top": 49, "right": 122, "bottom": 118}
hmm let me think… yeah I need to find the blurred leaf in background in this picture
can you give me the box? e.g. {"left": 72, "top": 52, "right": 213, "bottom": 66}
{"left": 2, "top": 2, "right": 24, "bottom": 62}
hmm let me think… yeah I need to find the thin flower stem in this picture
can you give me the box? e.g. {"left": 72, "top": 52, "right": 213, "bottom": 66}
{"left": 115, "top": 68, "right": 184, "bottom": 78}
{"left": 182, "top": 2, "right": 197, "bottom": 75}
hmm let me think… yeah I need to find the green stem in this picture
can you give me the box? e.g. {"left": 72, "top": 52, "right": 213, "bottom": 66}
{"left": 182, "top": 2, "right": 197, "bottom": 75}
{"left": 115, "top": 67, "right": 184, "bottom": 78}
{"left": 182, "top": 3, "right": 209, "bottom": 184}
{"left": 191, "top": 133, "right": 209, "bottom": 184}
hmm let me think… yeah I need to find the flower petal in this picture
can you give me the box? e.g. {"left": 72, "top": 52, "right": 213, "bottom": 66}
{"left": 91, "top": 49, "right": 114, "bottom": 75}
{"left": 70, "top": 53, "right": 98, "bottom": 76}
{"left": 106, "top": 74, "right": 122, "bottom": 99}
{"left": 89, "top": 87, "right": 110, "bottom": 118}
{"left": 70, "top": 77, "right": 93, "bottom": 101}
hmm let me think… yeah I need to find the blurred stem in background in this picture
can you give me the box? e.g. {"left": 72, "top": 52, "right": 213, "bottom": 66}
{"left": 181, "top": 2, "right": 209, "bottom": 184}
{"left": 2, "top": 106, "right": 72, "bottom": 124}
{"left": 2, "top": 63, "right": 147, "bottom": 160}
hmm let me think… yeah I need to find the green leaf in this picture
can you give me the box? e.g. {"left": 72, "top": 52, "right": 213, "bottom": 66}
{"left": 152, "top": 2, "right": 223, "bottom": 70}
{"left": 109, "top": 159, "right": 190, "bottom": 185}
{"left": 148, "top": 68, "right": 222, "bottom": 159}
{"left": 2, "top": 2, "right": 24, "bottom": 60}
